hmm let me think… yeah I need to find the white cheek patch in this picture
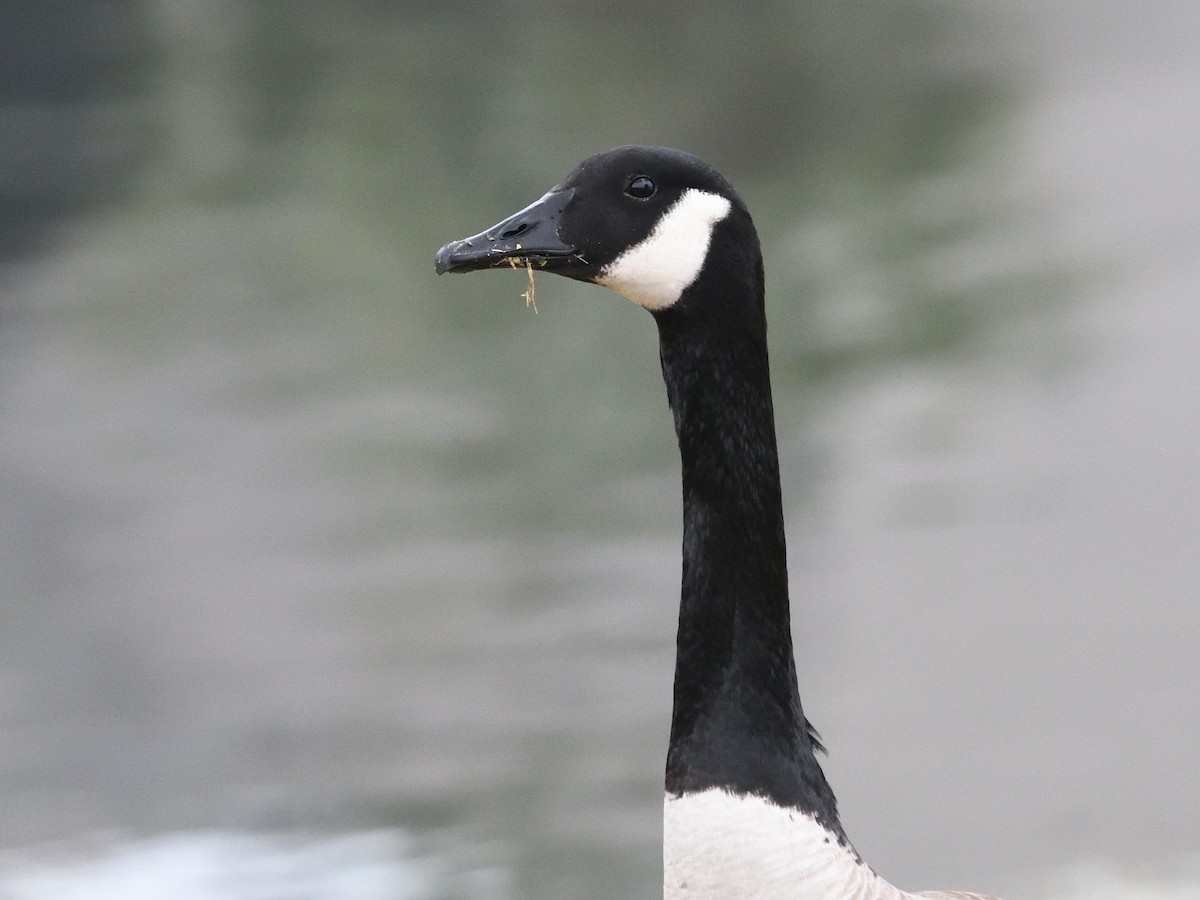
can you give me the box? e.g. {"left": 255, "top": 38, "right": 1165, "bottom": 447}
{"left": 597, "top": 189, "right": 732, "bottom": 311}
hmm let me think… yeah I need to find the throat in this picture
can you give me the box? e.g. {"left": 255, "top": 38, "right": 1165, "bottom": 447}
{"left": 655, "top": 308, "right": 842, "bottom": 837}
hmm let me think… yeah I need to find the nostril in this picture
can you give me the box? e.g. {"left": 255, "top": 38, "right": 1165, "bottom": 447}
{"left": 497, "top": 221, "right": 529, "bottom": 240}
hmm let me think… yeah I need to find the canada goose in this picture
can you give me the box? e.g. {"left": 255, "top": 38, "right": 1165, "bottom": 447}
{"left": 435, "top": 146, "right": 998, "bottom": 900}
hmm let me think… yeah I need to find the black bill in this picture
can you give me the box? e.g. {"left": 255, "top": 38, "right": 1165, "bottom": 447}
{"left": 434, "top": 189, "right": 577, "bottom": 275}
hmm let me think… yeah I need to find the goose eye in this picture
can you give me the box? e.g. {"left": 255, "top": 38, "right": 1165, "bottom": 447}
{"left": 625, "top": 176, "right": 656, "bottom": 199}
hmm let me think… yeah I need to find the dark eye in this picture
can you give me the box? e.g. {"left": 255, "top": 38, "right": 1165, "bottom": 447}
{"left": 625, "top": 176, "right": 656, "bottom": 199}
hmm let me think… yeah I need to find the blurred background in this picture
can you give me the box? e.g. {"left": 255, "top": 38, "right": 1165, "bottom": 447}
{"left": 2, "top": 1, "right": 1198, "bottom": 898}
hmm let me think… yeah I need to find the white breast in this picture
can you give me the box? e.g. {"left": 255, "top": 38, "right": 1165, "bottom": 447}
{"left": 664, "top": 789, "right": 997, "bottom": 900}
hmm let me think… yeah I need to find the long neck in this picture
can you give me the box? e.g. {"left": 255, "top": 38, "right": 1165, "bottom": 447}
{"left": 654, "top": 284, "right": 843, "bottom": 838}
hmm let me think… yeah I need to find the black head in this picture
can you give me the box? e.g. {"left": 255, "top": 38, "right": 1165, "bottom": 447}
{"left": 435, "top": 146, "right": 760, "bottom": 314}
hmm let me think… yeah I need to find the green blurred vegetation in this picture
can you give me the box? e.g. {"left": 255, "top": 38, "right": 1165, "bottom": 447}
{"left": 3, "top": 0, "right": 1073, "bottom": 535}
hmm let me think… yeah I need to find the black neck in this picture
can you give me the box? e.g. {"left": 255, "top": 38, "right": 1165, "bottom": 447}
{"left": 654, "top": 245, "right": 843, "bottom": 837}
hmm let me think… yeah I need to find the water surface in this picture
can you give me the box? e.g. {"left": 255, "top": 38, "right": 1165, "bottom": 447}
{"left": 1, "top": 2, "right": 1197, "bottom": 897}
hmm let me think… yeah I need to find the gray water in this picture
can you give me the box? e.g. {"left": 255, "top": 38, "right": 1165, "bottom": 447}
{"left": 1, "top": 2, "right": 1198, "bottom": 898}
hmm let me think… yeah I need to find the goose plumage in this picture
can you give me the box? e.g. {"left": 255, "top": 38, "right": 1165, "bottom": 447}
{"left": 435, "top": 145, "right": 999, "bottom": 900}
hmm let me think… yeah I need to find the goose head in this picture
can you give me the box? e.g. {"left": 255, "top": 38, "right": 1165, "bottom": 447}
{"left": 435, "top": 145, "right": 761, "bottom": 317}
